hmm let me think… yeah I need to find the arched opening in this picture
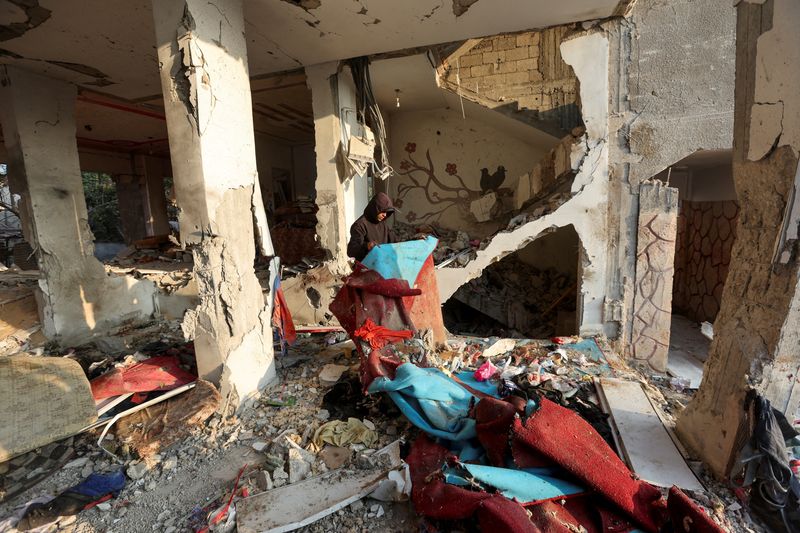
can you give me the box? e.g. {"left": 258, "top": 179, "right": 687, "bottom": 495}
{"left": 443, "top": 225, "right": 581, "bottom": 337}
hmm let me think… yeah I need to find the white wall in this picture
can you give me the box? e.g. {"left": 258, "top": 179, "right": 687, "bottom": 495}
{"left": 387, "top": 107, "right": 547, "bottom": 231}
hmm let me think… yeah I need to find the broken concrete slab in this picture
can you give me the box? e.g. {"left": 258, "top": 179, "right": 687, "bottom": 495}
{"left": 236, "top": 441, "right": 401, "bottom": 533}
{"left": 318, "top": 364, "right": 348, "bottom": 386}
{"left": 599, "top": 378, "right": 703, "bottom": 491}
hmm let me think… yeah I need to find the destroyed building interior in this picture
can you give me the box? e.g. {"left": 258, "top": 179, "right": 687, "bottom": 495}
{"left": 0, "top": 0, "right": 798, "bottom": 532}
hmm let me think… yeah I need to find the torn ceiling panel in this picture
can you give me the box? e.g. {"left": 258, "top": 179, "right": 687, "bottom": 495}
{"left": 0, "top": 0, "right": 627, "bottom": 100}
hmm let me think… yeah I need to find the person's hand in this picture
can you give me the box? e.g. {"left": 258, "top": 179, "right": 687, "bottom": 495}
{"left": 367, "top": 241, "right": 377, "bottom": 250}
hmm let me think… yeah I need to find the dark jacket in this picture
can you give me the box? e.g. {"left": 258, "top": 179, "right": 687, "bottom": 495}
{"left": 347, "top": 192, "right": 397, "bottom": 262}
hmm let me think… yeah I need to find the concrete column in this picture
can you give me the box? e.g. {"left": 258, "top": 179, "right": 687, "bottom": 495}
{"left": 114, "top": 173, "right": 149, "bottom": 244}
{"left": 0, "top": 66, "right": 157, "bottom": 343}
{"left": 307, "top": 63, "right": 349, "bottom": 270}
{"left": 152, "top": 0, "right": 276, "bottom": 405}
{"left": 630, "top": 180, "right": 678, "bottom": 372}
{"left": 133, "top": 155, "right": 171, "bottom": 237}
{"left": 676, "top": 0, "right": 800, "bottom": 478}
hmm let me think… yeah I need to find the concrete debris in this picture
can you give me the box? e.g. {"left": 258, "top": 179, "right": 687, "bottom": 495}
{"left": 319, "top": 446, "right": 351, "bottom": 470}
{"left": 450, "top": 252, "right": 577, "bottom": 338}
{"left": 287, "top": 448, "right": 312, "bottom": 484}
{"left": 251, "top": 441, "right": 269, "bottom": 453}
{"left": 236, "top": 441, "right": 402, "bottom": 533}
{"left": 255, "top": 470, "right": 273, "bottom": 491}
{"left": 126, "top": 462, "right": 148, "bottom": 480}
{"left": 318, "top": 363, "right": 349, "bottom": 386}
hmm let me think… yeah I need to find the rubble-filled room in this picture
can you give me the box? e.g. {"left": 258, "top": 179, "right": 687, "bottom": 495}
{"left": 0, "top": 1, "right": 799, "bottom": 533}
{"left": 444, "top": 225, "right": 580, "bottom": 338}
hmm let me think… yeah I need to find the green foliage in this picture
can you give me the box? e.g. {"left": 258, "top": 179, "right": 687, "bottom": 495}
{"left": 82, "top": 171, "right": 123, "bottom": 242}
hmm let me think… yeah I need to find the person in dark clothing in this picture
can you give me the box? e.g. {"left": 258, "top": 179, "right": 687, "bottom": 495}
{"left": 347, "top": 192, "right": 397, "bottom": 262}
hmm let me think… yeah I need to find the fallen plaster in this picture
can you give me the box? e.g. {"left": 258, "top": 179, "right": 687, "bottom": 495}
{"left": 437, "top": 31, "right": 611, "bottom": 336}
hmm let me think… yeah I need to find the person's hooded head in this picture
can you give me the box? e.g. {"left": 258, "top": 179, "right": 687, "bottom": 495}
{"left": 363, "top": 192, "right": 396, "bottom": 223}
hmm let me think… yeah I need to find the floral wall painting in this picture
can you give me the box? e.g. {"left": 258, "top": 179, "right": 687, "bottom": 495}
{"left": 395, "top": 141, "right": 510, "bottom": 225}
{"left": 387, "top": 107, "right": 551, "bottom": 235}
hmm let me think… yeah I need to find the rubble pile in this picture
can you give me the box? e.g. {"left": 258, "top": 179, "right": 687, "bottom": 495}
{"left": 450, "top": 254, "right": 576, "bottom": 338}
{"left": 110, "top": 235, "right": 192, "bottom": 268}
{"left": 0, "top": 327, "right": 771, "bottom": 533}
{"left": 391, "top": 186, "right": 572, "bottom": 272}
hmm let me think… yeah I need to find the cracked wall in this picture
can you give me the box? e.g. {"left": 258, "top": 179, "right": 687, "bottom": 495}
{"left": 0, "top": 65, "right": 159, "bottom": 345}
{"left": 603, "top": 0, "right": 736, "bottom": 347}
{"left": 437, "top": 31, "right": 612, "bottom": 337}
{"left": 676, "top": 0, "right": 800, "bottom": 478}
{"left": 153, "top": 0, "right": 276, "bottom": 407}
{"left": 439, "top": 25, "right": 581, "bottom": 136}
{"left": 306, "top": 62, "right": 349, "bottom": 271}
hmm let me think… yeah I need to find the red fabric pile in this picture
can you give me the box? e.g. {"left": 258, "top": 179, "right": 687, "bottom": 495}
{"left": 329, "top": 264, "right": 421, "bottom": 388}
{"left": 407, "top": 395, "right": 725, "bottom": 533}
{"left": 90, "top": 355, "right": 196, "bottom": 401}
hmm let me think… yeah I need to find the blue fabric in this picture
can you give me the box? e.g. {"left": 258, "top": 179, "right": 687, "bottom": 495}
{"left": 563, "top": 339, "right": 612, "bottom": 376}
{"left": 444, "top": 463, "right": 586, "bottom": 504}
{"left": 360, "top": 236, "right": 438, "bottom": 286}
{"left": 368, "top": 364, "right": 478, "bottom": 441}
{"left": 70, "top": 470, "right": 126, "bottom": 498}
{"left": 454, "top": 371, "right": 502, "bottom": 397}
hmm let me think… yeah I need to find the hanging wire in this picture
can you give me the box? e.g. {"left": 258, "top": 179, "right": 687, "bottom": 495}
{"left": 347, "top": 57, "right": 389, "bottom": 169}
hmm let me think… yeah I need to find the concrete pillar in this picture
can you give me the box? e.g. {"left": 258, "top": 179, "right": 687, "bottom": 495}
{"left": 630, "top": 180, "right": 679, "bottom": 372}
{"left": 133, "top": 154, "right": 171, "bottom": 237}
{"left": 306, "top": 63, "right": 349, "bottom": 270}
{"left": 114, "top": 157, "right": 170, "bottom": 244}
{"left": 0, "top": 66, "right": 157, "bottom": 343}
{"left": 676, "top": 0, "right": 800, "bottom": 478}
{"left": 152, "top": 0, "right": 276, "bottom": 405}
{"left": 114, "top": 173, "right": 149, "bottom": 244}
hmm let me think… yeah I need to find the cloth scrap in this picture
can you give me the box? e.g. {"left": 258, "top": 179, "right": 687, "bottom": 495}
{"left": 16, "top": 470, "right": 125, "bottom": 531}
{"left": 474, "top": 360, "right": 497, "bottom": 381}
{"left": 313, "top": 418, "right": 378, "bottom": 448}
{"left": 354, "top": 318, "right": 413, "bottom": 350}
{"left": 90, "top": 355, "right": 196, "bottom": 401}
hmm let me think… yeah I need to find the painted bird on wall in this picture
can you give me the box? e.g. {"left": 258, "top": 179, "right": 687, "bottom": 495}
{"left": 479, "top": 165, "right": 506, "bottom": 193}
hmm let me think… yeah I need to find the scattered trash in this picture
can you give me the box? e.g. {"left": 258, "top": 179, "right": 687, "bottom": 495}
{"left": 236, "top": 441, "right": 402, "bottom": 533}
{"left": 474, "top": 360, "right": 498, "bottom": 381}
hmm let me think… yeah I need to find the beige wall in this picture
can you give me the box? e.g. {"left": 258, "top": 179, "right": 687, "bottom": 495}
{"left": 388, "top": 107, "right": 547, "bottom": 234}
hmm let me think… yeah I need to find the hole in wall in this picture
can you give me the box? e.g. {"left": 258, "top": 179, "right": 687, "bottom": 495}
{"left": 444, "top": 225, "right": 580, "bottom": 338}
{"left": 306, "top": 286, "right": 322, "bottom": 308}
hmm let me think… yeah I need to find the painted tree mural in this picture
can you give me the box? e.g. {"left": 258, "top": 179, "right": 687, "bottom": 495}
{"left": 395, "top": 142, "right": 496, "bottom": 223}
